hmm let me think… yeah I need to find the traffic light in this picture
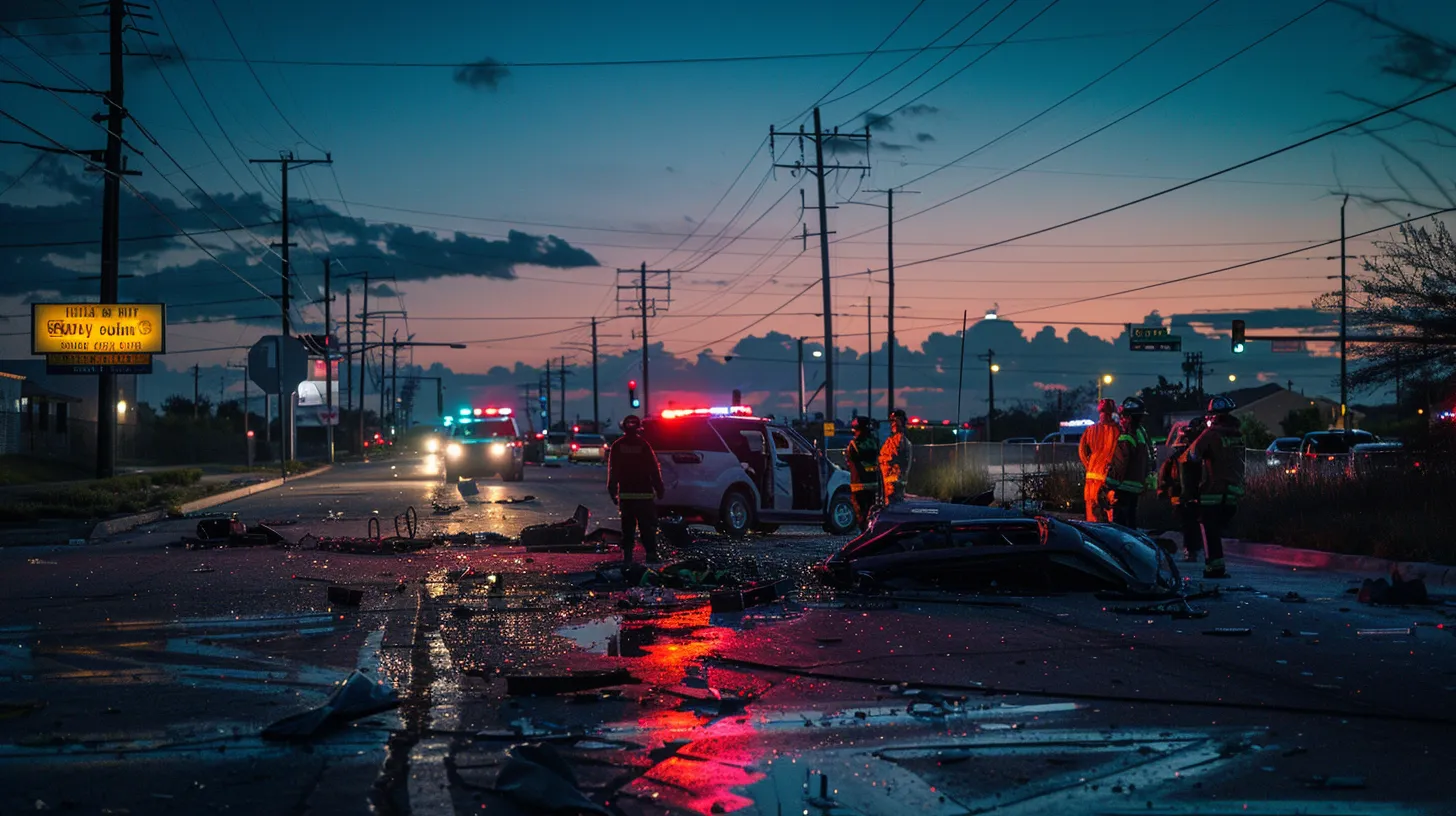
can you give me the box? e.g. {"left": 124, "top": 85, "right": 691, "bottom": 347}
{"left": 628, "top": 379, "right": 640, "bottom": 409}
{"left": 1231, "top": 319, "right": 1246, "bottom": 354}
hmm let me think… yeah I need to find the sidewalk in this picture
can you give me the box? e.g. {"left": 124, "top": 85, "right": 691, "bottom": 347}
{"left": 1224, "top": 538, "right": 1456, "bottom": 589}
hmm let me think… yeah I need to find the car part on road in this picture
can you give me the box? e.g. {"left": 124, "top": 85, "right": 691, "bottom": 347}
{"left": 709, "top": 578, "right": 791, "bottom": 613}
{"left": 519, "top": 505, "right": 589, "bottom": 551}
{"left": 1202, "top": 627, "right": 1253, "bottom": 636}
{"left": 326, "top": 586, "right": 364, "bottom": 607}
{"left": 260, "top": 668, "right": 400, "bottom": 742}
{"left": 492, "top": 743, "right": 611, "bottom": 815}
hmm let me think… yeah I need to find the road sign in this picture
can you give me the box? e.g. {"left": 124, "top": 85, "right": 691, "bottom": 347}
{"left": 248, "top": 335, "right": 309, "bottom": 395}
{"left": 45, "top": 352, "right": 153, "bottom": 375}
{"left": 1129, "top": 325, "right": 1182, "bottom": 352}
{"left": 32, "top": 303, "right": 165, "bottom": 355}
{"left": 1271, "top": 339, "right": 1308, "bottom": 353}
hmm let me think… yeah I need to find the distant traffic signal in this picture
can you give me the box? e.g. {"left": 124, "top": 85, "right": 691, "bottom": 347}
{"left": 1231, "top": 320, "right": 1246, "bottom": 354}
{"left": 628, "top": 379, "right": 640, "bottom": 409}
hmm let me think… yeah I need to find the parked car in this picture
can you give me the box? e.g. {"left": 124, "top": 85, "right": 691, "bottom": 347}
{"left": 1351, "top": 441, "right": 1417, "bottom": 477}
{"left": 1296, "top": 430, "right": 1377, "bottom": 477}
{"left": 569, "top": 433, "right": 608, "bottom": 463}
{"left": 814, "top": 500, "right": 1180, "bottom": 595}
{"left": 543, "top": 431, "right": 571, "bottom": 464}
{"left": 1265, "top": 437, "right": 1302, "bottom": 470}
{"left": 1003, "top": 437, "right": 1037, "bottom": 445}
{"left": 443, "top": 411, "right": 525, "bottom": 482}
{"left": 641, "top": 413, "right": 856, "bottom": 537}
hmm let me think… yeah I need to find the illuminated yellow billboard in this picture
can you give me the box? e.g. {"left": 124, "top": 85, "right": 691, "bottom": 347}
{"left": 31, "top": 303, "right": 166, "bottom": 355}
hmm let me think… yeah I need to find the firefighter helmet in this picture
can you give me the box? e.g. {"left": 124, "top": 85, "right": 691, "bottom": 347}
{"left": 1207, "top": 396, "right": 1235, "bottom": 415}
{"left": 620, "top": 414, "right": 643, "bottom": 433}
{"left": 852, "top": 416, "right": 875, "bottom": 432}
{"left": 1098, "top": 398, "right": 1118, "bottom": 415}
{"left": 890, "top": 409, "right": 907, "bottom": 425}
{"left": 1120, "top": 397, "right": 1146, "bottom": 417}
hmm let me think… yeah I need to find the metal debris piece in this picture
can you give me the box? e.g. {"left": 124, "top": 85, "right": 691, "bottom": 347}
{"left": 261, "top": 669, "right": 399, "bottom": 741}
{"left": 327, "top": 586, "right": 364, "bottom": 607}
{"left": 1202, "top": 627, "right": 1252, "bottom": 637}
{"left": 504, "top": 668, "right": 637, "bottom": 696}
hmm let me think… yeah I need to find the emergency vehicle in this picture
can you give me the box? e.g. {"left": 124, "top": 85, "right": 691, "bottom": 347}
{"left": 641, "top": 405, "right": 857, "bottom": 537}
{"left": 442, "top": 407, "right": 525, "bottom": 482}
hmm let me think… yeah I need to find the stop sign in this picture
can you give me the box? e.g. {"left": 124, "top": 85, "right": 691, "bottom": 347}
{"left": 248, "top": 335, "right": 310, "bottom": 395}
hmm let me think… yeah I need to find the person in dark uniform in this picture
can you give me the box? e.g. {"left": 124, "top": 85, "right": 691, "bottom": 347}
{"left": 606, "top": 414, "right": 665, "bottom": 565}
{"left": 844, "top": 416, "right": 881, "bottom": 529}
{"left": 1158, "top": 416, "right": 1207, "bottom": 562}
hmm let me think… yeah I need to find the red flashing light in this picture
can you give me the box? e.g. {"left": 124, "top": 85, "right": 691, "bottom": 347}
{"left": 628, "top": 379, "right": 637, "bottom": 389}
{"left": 571, "top": 443, "right": 580, "bottom": 451}
{"left": 660, "top": 405, "right": 755, "bottom": 420}
{"left": 942, "top": 419, "right": 951, "bottom": 426}
{"left": 246, "top": 430, "right": 255, "bottom": 438}
{"left": 363, "top": 441, "right": 369, "bottom": 448}
{"left": 572, "top": 425, "right": 580, "bottom": 433}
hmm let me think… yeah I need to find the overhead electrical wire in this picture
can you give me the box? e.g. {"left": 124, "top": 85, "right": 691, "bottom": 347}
{"left": 780, "top": 0, "right": 928, "bottom": 128}
{"left": 206, "top": 0, "right": 326, "bottom": 154}
{"left": 817, "top": 4, "right": 992, "bottom": 111}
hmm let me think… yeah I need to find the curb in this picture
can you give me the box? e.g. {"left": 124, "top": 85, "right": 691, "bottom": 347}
{"left": 1224, "top": 539, "right": 1456, "bottom": 589}
{"left": 87, "top": 465, "right": 335, "bottom": 542}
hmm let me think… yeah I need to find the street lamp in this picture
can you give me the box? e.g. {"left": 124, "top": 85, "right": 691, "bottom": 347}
{"left": 1098, "top": 374, "right": 1113, "bottom": 401}
{"left": 985, "top": 304, "right": 999, "bottom": 321}
{"left": 812, "top": 350, "right": 823, "bottom": 358}
{"left": 1228, "top": 374, "right": 1237, "bottom": 383}
{"left": 116, "top": 399, "right": 127, "bottom": 418}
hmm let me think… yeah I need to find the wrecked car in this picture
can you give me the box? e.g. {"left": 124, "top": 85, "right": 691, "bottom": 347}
{"left": 814, "top": 501, "right": 1180, "bottom": 595}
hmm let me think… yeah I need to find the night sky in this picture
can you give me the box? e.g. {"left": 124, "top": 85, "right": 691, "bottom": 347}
{"left": 3, "top": 0, "right": 1454, "bottom": 421}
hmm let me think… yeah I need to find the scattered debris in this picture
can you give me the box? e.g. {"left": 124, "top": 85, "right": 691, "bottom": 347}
{"left": 1356, "top": 627, "right": 1413, "bottom": 637}
{"left": 1358, "top": 573, "right": 1430, "bottom": 606}
{"left": 710, "top": 578, "right": 791, "bottom": 613}
{"left": 327, "top": 586, "right": 364, "bottom": 607}
{"left": 261, "top": 668, "right": 399, "bottom": 741}
{"left": 1281, "top": 591, "right": 1307, "bottom": 604}
{"left": 520, "top": 505, "right": 589, "bottom": 551}
{"left": 431, "top": 501, "right": 461, "bottom": 515}
{"left": 191, "top": 568, "right": 215, "bottom": 574}
{"left": 26, "top": 559, "right": 57, "bottom": 566}
{"left": 504, "top": 668, "right": 637, "bottom": 696}
{"left": 1110, "top": 595, "right": 1209, "bottom": 619}
{"left": 1304, "top": 775, "right": 1367, "bottom": 790}
{"left": 493, "top": 743, "right": 610, "bottom": 815}
{"left": 1202, "top": 628, "right": 1252, "bottom": 637}
{"left": 0, "top": 700, "right": 44, "bottom": 719}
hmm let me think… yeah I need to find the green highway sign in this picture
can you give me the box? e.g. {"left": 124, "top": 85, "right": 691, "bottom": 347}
{"left": 1129, "top": 325, "right": 1182, "bottom": 352}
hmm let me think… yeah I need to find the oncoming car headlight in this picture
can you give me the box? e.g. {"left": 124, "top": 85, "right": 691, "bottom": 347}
{"left": 446, "top": 443, "right": 463, "bottom": 458}
{"left": 425, "top": 438, "right": 440, "bottom": 453}
{"left": 490, "top": 443, "right": 508, "bottom": 456}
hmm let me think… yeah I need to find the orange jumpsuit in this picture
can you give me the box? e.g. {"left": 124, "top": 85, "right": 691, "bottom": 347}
{"left": 1078, "top": 418, "right": 1120, "bottom": 521}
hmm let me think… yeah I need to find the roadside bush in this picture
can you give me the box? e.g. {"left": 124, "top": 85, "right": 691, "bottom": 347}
{"left": 909, "top": 455, "right": 993, "bottom": 500}
{"left": 150, "top": 468, "right": 203, "bottom": 487}
{"left": 1237, "top": 466, "right": 1456, "bottom": 565}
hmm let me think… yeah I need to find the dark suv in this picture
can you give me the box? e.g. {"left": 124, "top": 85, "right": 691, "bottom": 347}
{"left": 444, "top": 414, "right": 525, "bottom": 481}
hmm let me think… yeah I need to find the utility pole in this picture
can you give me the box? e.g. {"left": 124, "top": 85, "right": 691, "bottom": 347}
{"left": 344, "top": 288, "right": 352, "bottom": 417}
{"left": 94, "top": 0, "right": 147, "bottom": 478}
{"left": 591, "top": 318, "right": 600, "bottom": 429}
{"left": 250, "top": 150, "right": 331, "bottom": 463}
{"left": 955, "top": 310, "right": 968, "bottom": 426}
{"left": 797, "top": 337, "right": 807, "bottom": 424}
{"left": 323, "top": 257, "right": 334, "bottom": 463}
{"left": 355, "top": 272, "right": 369, "bottom": 454}
{"left": 978, "top": 349, "right": 997, "bottom": 443}
{"left": 1339, "top": 194, "right": 1350, "bottom": 428}
{"left": 543, "top": 359, "right": 553, "bottom": 430}
{"left": 617, "top": 263, "right": 672, "bottom": 417}
{"left": 192, "top": 364, "right": 200, "bottom": 419}
{"left": 772, "top": 108, "right": 870, "bottom": 427}
{"left": 866, "top": 296, "right": 872, "bottom": 418}
{"left": 558, "top": 354, "right": 568, "bottom": 428}
{"left": 841, "top": 188, "right": 916, "bottom": 416}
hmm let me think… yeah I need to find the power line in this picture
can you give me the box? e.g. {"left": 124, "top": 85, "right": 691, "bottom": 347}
{"left": 0, "top": 220, "right": 276, "bottom": 249}
{"left": 883, "top": 76, "right": 1456, "bottom": 273}
{"left": 206, "top": 0, "right": 325, "bottom": 154}
{"left": 781, "top": 0, "right": 927, "bottom": 128}
{"left": 818, "top": 4, "right": 991, "bottom": 111}
{"left": 842, "top": 1, "right": 1330, "bottom": 245}
{"left": 1001, "top": 205, "right": 1456, "bottom": 319}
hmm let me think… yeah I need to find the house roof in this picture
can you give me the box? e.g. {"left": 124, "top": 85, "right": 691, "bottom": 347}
{"left": 0, "top": 370, "right": 23, "bottom": 382}
{"left": 21, "top": 381, "right": 82, "bottom": 403}
{"left": 1224, "top": 383, "right": 1283, "bottom": 407}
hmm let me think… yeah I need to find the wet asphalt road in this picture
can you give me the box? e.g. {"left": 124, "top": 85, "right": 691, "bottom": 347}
{"left": 2, "top": 454, "right": 1455, "bottom": 815}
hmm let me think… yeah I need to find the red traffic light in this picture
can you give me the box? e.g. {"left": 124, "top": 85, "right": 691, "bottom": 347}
{"left": 628, "top": 380, "right": 637, "bottom": 389}
{"left": 246, "top": 430, "right": 255, "bottom": 438}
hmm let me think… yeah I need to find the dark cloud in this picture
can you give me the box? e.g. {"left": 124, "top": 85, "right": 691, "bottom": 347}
{"left": 863, "top": 112, "right": 895, "bottom": 132}
{"left": 916, "top": 132, "right": 935, "bottom": 144}
{"left": 0, "top": 164, "right": 598, "bottom": 325}
{"left": 1378, "top": 34, "right": 1453, "bottom": 83}
{"left": 875, "top": 140, "right": 916, "bottom": 153}
{"left": 666, "top": 166, "right": 677, "bottom": 174}
{"left": 899, "top": 104, "right": 940, "bottom": 117}
{"left": 368, "top": 283, "right": 398, "bottom": 298}
{"left": 1, "top": 1, "right": 91, "bottom": 54}
{"left": 453, "top": 57, "right": 511, "bottom": 91}
{"left": 824, "top": 134, "right": 871, "bottom": 156}
{"left": 683, "top": 215, "right": 695, "bottom": 224}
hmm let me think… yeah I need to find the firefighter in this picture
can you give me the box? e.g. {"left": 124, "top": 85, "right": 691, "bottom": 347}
{"left": 1158, "top": 416, "right": 1208, "bottom": 562}
{"left": 606, "top": 414, "right": 666, "bottom": 566}
{"left": 1104, "top": 397, "right": 1155, "bottom": 528}
{"left": 879, "top": 409, "right": 913, "bottom": 504}
{"left": 1181, "top": 396, "right": 1245, "bottom": 579}
{"left": 1078, "top": 399, "right": 1121, "bottom": 522}
{"left": 844, "top": 416, "right": 881, "bottom": 528}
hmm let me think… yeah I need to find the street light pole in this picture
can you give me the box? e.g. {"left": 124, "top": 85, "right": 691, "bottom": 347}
{"left": 841, "top": 189, "right": 917, "bottom": 416}
{"left": 797, "top": 337, "right": 806, "bottom": 425}
{"left": 955, "top": 310, "right": 968, "bottom": 427}
{"left": 1340, "top": 194, "right": 1349, "bottom": 428}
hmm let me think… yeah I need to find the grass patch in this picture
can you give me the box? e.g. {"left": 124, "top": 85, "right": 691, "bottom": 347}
{"left": 0, "top": 468, "right": 215, "bottom": 524}
{"left": 909, "top": 456, "right": 994, "bottom": 501}
{"left": 0, "top": 456, "right": 91, "bottom": 486}
{"left": 228, "top": 460, "right": 318, "bottom": 476}
{"left": 1235, "top": 466, "right": 1456, "bottom": 565}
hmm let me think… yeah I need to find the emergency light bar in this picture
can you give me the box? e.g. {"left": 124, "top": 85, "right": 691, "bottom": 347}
{"left": 659, "top": 405, "right": 754, "bottom": 420}
{"left": 1060, "top": 419, "right": 1096, "bottom": 428}
{"left": 466, "top": 407, "right": 513, "bottom": 417}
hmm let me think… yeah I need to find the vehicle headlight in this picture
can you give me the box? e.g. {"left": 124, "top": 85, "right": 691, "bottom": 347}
{"left": 446, "top": 443, "right": 463, "bottom": 458}
{"left": 491, "top": 443, "right": 507, "bottom": 455}
{"left": 425, "top": 438, "right": 439, "bottom": 453}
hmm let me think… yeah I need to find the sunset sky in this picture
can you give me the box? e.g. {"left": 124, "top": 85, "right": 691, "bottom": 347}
{"left": 3, "top": 0, "right": 1455, "bottom": 422}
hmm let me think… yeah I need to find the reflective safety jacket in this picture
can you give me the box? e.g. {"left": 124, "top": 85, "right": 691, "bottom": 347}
{"left": 1182, "top": 415, "right": 1246, "bottom": 505}
{"left": 845, "top": 434, "right": 882, "bottom": 491}
{"left": 878, "top": 430, "right": 912, "bottom": 489}
{"left": 1159, "top": 423, "right": 1203, "bottom": 505}
{"left": 1078, "top": 419, "right": 1120, "bottom": 483}
{"left": 607, "top": 433, "right": 665, "bottom": 501}
{"left": 1106, "top": 423, "right": 1156, "bottom": 494}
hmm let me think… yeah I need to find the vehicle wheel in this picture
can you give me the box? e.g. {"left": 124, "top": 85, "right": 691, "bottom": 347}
{"left": 753, "top": 523, "right": 780, "bottom": 535}
{"left": 716, "top": 489, "right": 754, "bottom": 538}
{"left": 823, "top": 489, "right": 857, "bottom": 535}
